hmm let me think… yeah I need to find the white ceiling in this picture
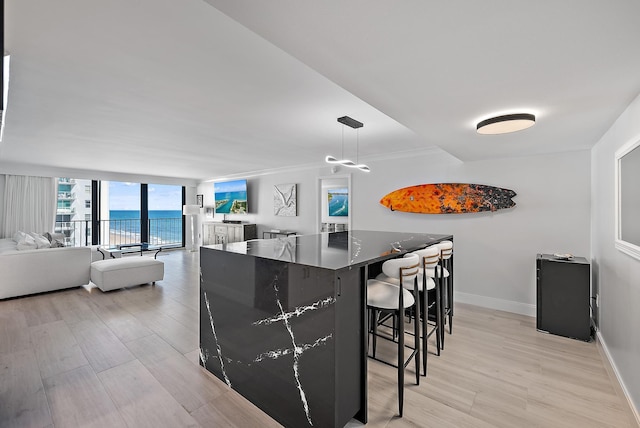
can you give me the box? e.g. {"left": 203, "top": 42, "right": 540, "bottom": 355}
{"left": 3, "top": 0, "right": 640, "bottom": 182}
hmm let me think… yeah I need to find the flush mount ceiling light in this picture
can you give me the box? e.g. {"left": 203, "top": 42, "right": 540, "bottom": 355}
{"left": 325, "top": 116, "right": 371, "bottom": 172}
{"left": 476, "top": 113, "right": 536, "bottom": 135}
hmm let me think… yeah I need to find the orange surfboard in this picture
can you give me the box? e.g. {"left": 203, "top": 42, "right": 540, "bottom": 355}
{"left": 380, "top": 183, "right": 516, "bottom": 214}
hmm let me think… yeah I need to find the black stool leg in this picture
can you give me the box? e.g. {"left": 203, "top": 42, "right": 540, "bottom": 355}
{"left": 367, "top": 307, "right": 371, "bottom": 353}
{"left": 422, "top": 290, "right": 428, "bottom": 376}
{"left": 398, "top": 309, "right": 404, "bottom": 417}
{"left": 414, "top": 294, "right": 421, "bottom": 384}
{"left": 448, "top": 257, "right": 453, "bottom": 334}
{"left": 372, "top": 308, "right": 378, "bottom": 358}
{"left": 435, "top": 281, "right": 442, "bottom": 355}
{"left": 440, "top": 272, "right": 447, "bottom": 350}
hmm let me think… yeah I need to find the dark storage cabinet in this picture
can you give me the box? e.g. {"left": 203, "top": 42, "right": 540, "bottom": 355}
{"left": 536, "top": 254, "right": 591, "bottom": 341}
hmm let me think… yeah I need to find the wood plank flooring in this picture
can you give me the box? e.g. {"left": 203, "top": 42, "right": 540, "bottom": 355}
{"left": 0, "top": 249, "right": 637, "bottom": 427}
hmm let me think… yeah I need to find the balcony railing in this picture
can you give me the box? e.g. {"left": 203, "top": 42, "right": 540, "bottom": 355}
{"left": 54, "top": 218, "right": 183, "bottom": 248}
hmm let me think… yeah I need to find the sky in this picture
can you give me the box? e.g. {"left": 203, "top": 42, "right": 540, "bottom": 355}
{"left": 109, "top": 182, "right": 182, "bottom": 211}
{"left": 214, "top": 179, "right": 247, "bottom": 194}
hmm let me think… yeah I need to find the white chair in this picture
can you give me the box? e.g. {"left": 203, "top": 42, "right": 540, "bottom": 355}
{"left": 367, "top": 253, "right": 420, "bottom": 417}
{"left": 435, "top": 240, "right": 454, "bottom": 345}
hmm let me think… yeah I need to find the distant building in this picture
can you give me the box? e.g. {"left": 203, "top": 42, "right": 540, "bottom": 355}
{"left": 55, "top": 178, "right": 92, "bottom": 246}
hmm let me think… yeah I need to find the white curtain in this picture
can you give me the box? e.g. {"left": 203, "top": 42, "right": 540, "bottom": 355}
{"left": 2, "top": 175, "right": 57, "bottom": 238}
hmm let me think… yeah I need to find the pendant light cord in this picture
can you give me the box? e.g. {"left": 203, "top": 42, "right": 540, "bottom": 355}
{"left": 356, "top": 128, "right": 359, "bottom": 164}
{"left": 341, "top": 125, "right": 345, "bottom": 160}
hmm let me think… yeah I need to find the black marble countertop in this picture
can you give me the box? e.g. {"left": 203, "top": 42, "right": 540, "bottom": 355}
{"left": 202, "top": 230, "right": 452, "bottom": 270}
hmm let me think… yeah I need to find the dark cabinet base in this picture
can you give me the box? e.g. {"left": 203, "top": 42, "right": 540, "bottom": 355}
{"left": 536, "top": 254, "right": 592, "bottom": 341}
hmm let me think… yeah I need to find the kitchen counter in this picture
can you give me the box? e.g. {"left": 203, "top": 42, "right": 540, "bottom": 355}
{"left": 199, "top": 230, "right": 452, "bottom": 427}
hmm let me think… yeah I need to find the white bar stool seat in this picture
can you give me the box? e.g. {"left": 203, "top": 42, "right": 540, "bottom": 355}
{"left": 367, "top": 280, "right": 415, "bottom": 310}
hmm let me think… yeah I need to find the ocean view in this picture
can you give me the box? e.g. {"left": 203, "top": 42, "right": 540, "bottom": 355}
{"left": 214, "top": 191, "right": 247, "bottom": 214}
{"left": 328, "top": 191, "right": 348, "bottom": 217}
{"left": 109, "top": 210, "right": 182, "bottom": 245}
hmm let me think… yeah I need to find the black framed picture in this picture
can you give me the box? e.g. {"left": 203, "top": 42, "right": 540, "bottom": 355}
{"left": 196, "top": 194, "right": 203, "bottom": 208}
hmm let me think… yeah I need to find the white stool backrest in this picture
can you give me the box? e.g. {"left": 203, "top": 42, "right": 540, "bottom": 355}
{"left": 436, "top": 240, "right": 453, "bottom": 260}
{"left": 381, "top": 253, "right": 419, "bottom": 288}
{"left": 411, "top": 247, "right": 440, "bottom": 270}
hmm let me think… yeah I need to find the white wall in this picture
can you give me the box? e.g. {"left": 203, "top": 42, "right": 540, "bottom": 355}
{"left": 197, "top": 169, "right": 329, "bottom": 241}
{"left": 592, "top": 91, "right": 640, "bottom": 414}
{"left": 0, "top": 174, "right": 5, "bottom": 233}
{"left": 357, "top": 149, "right": 591, "bottom": 314}
{"left": 199, "top": 148, "right": 591, "bottom": 315}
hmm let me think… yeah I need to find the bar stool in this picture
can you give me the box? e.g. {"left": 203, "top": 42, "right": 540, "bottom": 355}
{"left": 375, "top": 247, "right": 442, "bottom": 376}
{"left": 367, "top": 253, "right": 420, "bottom": 417}
{"left": 414, "top": 246, "right": 443, "bottom": 372}
{"left": 435, "top": 240, "right": 453, "bottom": 345}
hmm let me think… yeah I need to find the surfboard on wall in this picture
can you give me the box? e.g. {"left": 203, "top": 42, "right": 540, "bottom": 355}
{"left": 380, "top": 183, "right": 516, "bottom": 214}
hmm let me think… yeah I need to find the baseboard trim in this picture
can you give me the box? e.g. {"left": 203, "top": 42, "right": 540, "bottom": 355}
{"left": 454, "top": 291, "right": 536, "bottom": 317}
{"left": 595, "top": 330, "right": 640, "bottom": 426}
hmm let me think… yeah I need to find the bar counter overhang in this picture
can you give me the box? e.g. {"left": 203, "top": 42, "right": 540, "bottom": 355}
{"left": 199, "top": 230, "right": 452, "bottom": 428}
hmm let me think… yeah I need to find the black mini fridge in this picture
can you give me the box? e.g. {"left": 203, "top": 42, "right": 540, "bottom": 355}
{"left": 536, "top": 254, "right": 592, "bottom": 341}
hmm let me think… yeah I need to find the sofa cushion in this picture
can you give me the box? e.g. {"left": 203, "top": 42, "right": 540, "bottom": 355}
{"left": 0, "top": 238, "right": 17, "bottom": 254}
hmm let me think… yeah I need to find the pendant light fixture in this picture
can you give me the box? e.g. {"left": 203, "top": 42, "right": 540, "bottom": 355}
{"left": 476, "top": 113, "right": 536, "bottom": 135}
{"left": 325, "top": 116, "right": 371, "bottom": 172}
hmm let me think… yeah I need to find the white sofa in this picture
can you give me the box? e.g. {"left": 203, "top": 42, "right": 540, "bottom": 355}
{"left": 0, "top": 239, "right": 91, "bottom": 299}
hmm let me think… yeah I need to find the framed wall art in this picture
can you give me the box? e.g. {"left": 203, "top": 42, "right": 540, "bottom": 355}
{"left": 328, "top": 187, "right": 348, "bottom": 217}
{"left": 274, "top": 183, "right": 297, "bottom": 216}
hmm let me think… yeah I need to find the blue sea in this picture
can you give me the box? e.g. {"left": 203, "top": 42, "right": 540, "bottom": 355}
{"left": 109, "top": 210, "right": 182, "bottom": 244}
{"left": 214, "top": 191, "right": 247, "bottom": 214}
{"left": 328, "top": 193, "right": 348, "bottom": 217}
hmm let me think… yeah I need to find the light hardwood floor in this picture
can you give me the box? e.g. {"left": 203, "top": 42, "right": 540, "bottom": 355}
{"left": 0, "top": 250, "right": 637, "bottom": 427}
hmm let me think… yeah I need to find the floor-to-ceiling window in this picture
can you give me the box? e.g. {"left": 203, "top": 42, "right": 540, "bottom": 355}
{"left": 56, "top": 179, "right": 185, "bottom": 247}
{"left": 101, "top": 181, "right": 184, "bottom": 247}
{"left": 147, "top": 184, "right": 183, "bottom": 245}
{"left": 105, "top": 181, "right": 141, "bottom": 246}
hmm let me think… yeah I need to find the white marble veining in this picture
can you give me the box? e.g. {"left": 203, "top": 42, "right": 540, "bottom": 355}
{"left": 253, "top": 334, "right": 333, "bottom": 363}
{"left": 253, "top": 296, "right": 336, "bottom": 326}
{"left": 350, "top": 235, "right": 362, "bottom": 264}
{"left": 203, "top": 291, "right": 232, "bottom": 388}
{"left": 249, "top": 273, "right": 338, "bottom": 425}
{"left": 273, "top": 280, "right": 313, "bottom": 425}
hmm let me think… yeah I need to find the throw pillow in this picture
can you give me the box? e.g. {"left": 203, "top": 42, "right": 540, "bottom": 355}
{"left": 13, "top": 230, "right": 28, "bottom": 243}
{"left": 43, "top": 232, "right": 66, "bottom": 247}
{"left": 15, "top": 232, "right": 37, "bottom": 250}
{"left": 50, "top": 238, "right": 65, "bottom": 248}
{"left": 29, "top": 232, "right": 51, "bottom": 249}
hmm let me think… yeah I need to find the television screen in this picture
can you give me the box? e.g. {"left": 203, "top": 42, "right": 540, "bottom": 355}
{"left": 328, "top": 188, "right": 348, "bottom": 216}
{"left": 214, "top": 179, "right": 248, "bottom": 214}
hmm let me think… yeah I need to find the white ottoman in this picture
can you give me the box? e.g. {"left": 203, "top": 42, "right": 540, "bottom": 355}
{"left": 91, "top": 257, "right": 164, "bottom": 291}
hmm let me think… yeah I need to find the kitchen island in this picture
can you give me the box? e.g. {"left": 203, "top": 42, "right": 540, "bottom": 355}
{"left": 199, "top": 230, "right": 452, "bottom": 428}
